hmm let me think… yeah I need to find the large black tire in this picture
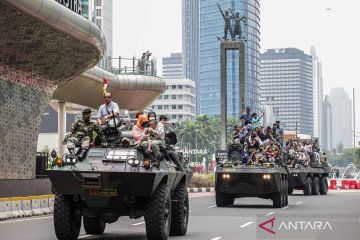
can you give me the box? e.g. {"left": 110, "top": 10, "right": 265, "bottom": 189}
{"left": 284, "top": 179, "right": 289, "bottom": 206}
{"left": 170, "top": 183, "right": 189, "bottom": 236}
{"left": 54, "top": 194, "right": 81, "bottom": 240}
{"left": 312, "top": 177, "right": 320, "bottom": 195}
{"left": 83, "top": 216, "right": 106, "bottom": 235}
{"left": 288, "top": 187, "right": 294, "bottom": 195}
{"left": 319, "top": 177, "right": 328, "bottom": 195}
{"left": 303, "top": 177, "right": 312, "bottom": 195}
{"left": 273, "top": 179, "right": 283, "bottom": 208}
{"left": 215, "top": 191, "right": 235, "bottom": 207}
{"left": 145, "top": 183, "right": 171, "bottom": 240}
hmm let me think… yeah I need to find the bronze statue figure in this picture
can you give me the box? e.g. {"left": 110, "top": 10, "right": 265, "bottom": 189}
{"left": 229, "top": 9, "right": 247, "bottom": 40}
{"left": 217, "top": 3, "right": 234, "bottom": 40}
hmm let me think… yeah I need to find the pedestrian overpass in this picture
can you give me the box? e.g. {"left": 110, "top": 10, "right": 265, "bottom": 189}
{"left": 0, "top": 0, "right": 165, "bottom": 181}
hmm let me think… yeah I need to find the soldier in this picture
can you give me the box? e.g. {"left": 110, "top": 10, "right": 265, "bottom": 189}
{"left": 64, "top": 109, "right": 107, "bottom": 159}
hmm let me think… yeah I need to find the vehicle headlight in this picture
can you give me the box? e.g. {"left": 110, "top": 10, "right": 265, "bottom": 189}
{"left": 127, "top": 157, "right": 140, "bottom": 167}
{"left": 262, "top": 174, "right": 271, "bottom": 180}
{"left": 293, "top": 173, "right": 298, "bottom": 177}
{"left": 222, "top": 174, "right": 230, "bottom": 179}
{"left": 64, "top": 155, "right": 77, "bottom": 165}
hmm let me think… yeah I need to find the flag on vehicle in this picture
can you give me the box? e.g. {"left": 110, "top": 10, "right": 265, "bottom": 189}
{"left": 103, "top": 78, "right": 108, "bottom": 94}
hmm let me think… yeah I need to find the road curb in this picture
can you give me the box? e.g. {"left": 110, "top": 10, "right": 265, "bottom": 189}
{"left": 187, "top": 187, "right": 215, "bottom": 193}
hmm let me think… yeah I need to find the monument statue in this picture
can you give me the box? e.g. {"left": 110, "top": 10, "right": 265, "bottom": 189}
{"left": 229, "top": 9, "right": 247, "bottom": 40}
{"left": 217, "top": 3, "right": 234, "bottom": 40}
{"left": 137, "top": 51, "right": 152, "bottom": 74}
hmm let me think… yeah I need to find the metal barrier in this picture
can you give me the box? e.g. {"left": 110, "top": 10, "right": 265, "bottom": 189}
{"left": 106, "top": 56, "right": 157, "bottom": 76}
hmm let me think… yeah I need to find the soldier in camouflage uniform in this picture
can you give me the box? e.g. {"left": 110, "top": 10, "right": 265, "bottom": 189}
{"left": 63, "top": 108, "right": 107, "bottom": 159}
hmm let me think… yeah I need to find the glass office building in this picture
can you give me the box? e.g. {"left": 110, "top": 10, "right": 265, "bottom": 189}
{"left": 198, "top": 0, "right": 260, "bottom": 117}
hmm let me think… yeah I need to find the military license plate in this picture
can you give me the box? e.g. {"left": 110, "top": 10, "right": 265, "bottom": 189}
{"left": 89, "top": 188, "right": 117, "bottom": 197}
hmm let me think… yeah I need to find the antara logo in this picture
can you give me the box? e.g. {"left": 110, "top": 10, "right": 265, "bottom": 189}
{"left": 258, "top": 217, "right": 333, "bottom": 235}
{"left": 259, "top": 217, "right": 276, "bottom": 235}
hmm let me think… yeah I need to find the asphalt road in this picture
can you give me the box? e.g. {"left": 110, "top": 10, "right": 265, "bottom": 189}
{"left": 1, "top": 190, "right": 360, "bottom": 240}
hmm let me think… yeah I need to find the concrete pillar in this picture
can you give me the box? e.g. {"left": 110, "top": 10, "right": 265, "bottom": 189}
{"left": 57, "top": 102, "right": 66, "bottom": 157}
{"left": 220, "top": 41, "right": 245, "bottom": 150}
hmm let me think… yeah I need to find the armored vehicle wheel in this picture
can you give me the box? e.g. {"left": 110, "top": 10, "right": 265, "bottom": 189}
{"left": 215, "top": 191, "right": 235, "bottom": 207}
{"left": 273, "top": 179, "right": 285, "bottom": 208}
{"left": 319, "top": 177, "right": 328, "bottom": 195}
{"left": 284, "top": 179, "right": 289, "bottom": 206}
{"left": 312, "top": 177, "right": 320, "bottom": 195}
{"left": 288, "top": 187, "right": 294, "bottom": 195}
{"left": 54, "top": 194, "right": 81, "bottom": 240}
{"left": 83, "top": 216, "right": 106, "bottom": 234}
{"left": 145, "top": 183, "right": 171, "bottom": 240}
{"left": 170, "top": 183, "right": 189, "bottom": 236}
{"left": 303, "top": 177, "right": 312, "bottom": 195}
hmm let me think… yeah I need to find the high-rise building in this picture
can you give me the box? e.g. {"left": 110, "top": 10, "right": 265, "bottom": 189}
{"left": 329, "top": 87, "right": 352, "bottom": 149}
{"left": 311, "top": 46, "right": 323, "bottom": 139}
{"left": 182, "top": 0, "right": 200, "bottom": 114}
{"left": 183, "top": 0, "right": 260, "bottom": 117}
{"left": 162, "top": 53, "right": 183, "bottom": 79}
{"left": 81, "top": 0, "right": 96, "bottom": 22}
{"left": 152, "top": 78, "right": 196, "bottom": 122}
{"left": 321, "top": 95, "right": 332, "bottom": 151}
{"left": 260, "top": 48, "right": 313, "bottom": 135}
{"left": 81, "top": 0, "right": 113, "bottom": 69}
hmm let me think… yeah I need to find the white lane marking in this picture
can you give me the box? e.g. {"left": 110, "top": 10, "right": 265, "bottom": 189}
{"left": 0, "top": 216, "right": 53, "bottom": 224}
{"left": 78, "top": 235, "right": 92, "bottom": 239}
{"left": 282, "top": 206, "right": 290, "bottom": 210}
{"left": 132, "top": 221, "right": 145, "bottom": 226}
{"left": 295, "top": 201, "right": 302, "bottom": 205}
{"left": 206, "top": 205, "right": 217, "bottom": 208}
{"left": 265, "top": 212, "right": 274, "bottom": 216}
{"left": 211, "top": 237, "right": 222, "bottom": 240}
{"left": 240, "top": 221, "right": 254, "bottom": 228}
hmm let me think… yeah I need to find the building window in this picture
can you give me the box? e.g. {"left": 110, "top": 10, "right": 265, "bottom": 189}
{"left": 172, "top": 115, "right": 177, "bottom": 119}
{"left": 96, "top": 0, "right": 101, "bottom": 6}
{"left": 96, "top": 19, "right": 101, "bottom": 27}
{"left": 178, "top": 85, "right": 183, "bottom": 89}
{"left": 164, "top": 95, "right": 169, "bottom": 99}
{"left": 158, "top": 105, "right": 162, "bottom": 110}
{"left": 172, "top": 105, "right": 177, "bottom": 110}
{"left": 172, "top": 95, "right": 176, "bottom": 99}
{"left": 164, "top": 105, "right": 169, "bottom": 109}
{"left": 172, "top": 85, "right": 176, "bottom": 89}
{"left": 178, "top": 105, "right": 183, "bottom": 110}
{"left": 96, "top": 9, "right": 101, "bottom": 16}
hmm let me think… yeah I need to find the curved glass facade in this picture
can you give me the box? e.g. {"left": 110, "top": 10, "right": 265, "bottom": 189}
{"left": 199, "top": 0, "right": 260, "bottom": 117}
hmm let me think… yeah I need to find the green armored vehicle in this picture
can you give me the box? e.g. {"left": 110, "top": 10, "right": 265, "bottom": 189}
{"left": 286, "top": 152, "right": 330, "bottom": 195}
{"left": 215, "top": 144, "right": 289, "bottom": 208}
{"left": 47, "top": 123, "right": 192, "bottom": 240}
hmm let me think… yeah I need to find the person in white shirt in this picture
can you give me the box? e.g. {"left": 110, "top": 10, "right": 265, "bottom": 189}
{"left": 97, "top": 92, "right": 120, "bottom": 130}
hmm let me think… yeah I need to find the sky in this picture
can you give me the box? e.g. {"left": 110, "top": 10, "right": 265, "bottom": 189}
{"left": 113, "top": 0, "right": 360, "bottom": 141}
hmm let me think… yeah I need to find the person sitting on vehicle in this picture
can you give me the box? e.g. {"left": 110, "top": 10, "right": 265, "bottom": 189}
{"left": 97, "top": 92, "right": 120, "bottom": 131}
{"left": 63, "top": 108, "right": 107, "bottom": 159}
{"left": 248, "top": 145, "right": 258, "bottom": 164}
{"left": 132, "top": 114, "right": 148, "bottom": 145}
{"left": 265, "top": 139, "right": 280, "bottom": 162}
{"left": 251, "top": 112, "right": 263, "bottom": 129}
{"left": 140, "top": 120, "right": 159, "bottom": 154}
{"left": 148, "top": 111, "right": 165, "bottom": 140}
{"left": 240, "top": 106, "right": 252, "bottom": 122}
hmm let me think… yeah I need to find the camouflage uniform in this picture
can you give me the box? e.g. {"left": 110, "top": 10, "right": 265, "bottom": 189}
{"left": 65, "top": 118, "right": 107, "bottom": 150}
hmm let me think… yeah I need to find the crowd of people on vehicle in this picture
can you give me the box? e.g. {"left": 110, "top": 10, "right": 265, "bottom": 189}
{"left": 62, "top": 92, "right": 173, "bottom": 160}
{"left": 231, "top": 106, "right": 322, "bottom": 166}
{"left": 231, "top": 107, "right": 284, "bottom": 164}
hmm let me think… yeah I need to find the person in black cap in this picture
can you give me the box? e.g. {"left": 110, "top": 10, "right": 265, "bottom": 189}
{"left": 240, "top": 107, "right": 252, "bottom": 122}
{"left": 63, "top": 108, "right": 107, "bottom": 159}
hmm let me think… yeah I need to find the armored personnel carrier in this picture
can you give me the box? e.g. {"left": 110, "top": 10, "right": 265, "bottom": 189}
{"left": 215, "top": 144, "right": 289, "bottom": 208}
{"left": 285, "top": 147, "right": 330, "bottom": 195}
{"left": 47, "top": 122, "right": 192, "bottom": 240}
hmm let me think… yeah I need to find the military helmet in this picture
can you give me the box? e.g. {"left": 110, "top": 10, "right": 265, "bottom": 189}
{"left": 82, "top": 108, "right": 91, "bottom": 114}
